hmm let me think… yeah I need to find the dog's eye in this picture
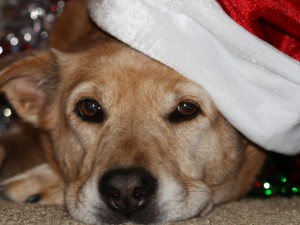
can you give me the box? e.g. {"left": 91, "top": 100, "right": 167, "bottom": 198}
{"left": 169, "top": 101, "right": 201, "bottom": 123}
{"left": 75, "top": 99, "right": 104, "bottom": 123}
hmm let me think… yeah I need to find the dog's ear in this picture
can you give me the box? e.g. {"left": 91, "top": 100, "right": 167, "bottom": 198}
{"left": 0, "top": 50, "right": 59, "bottom": 125}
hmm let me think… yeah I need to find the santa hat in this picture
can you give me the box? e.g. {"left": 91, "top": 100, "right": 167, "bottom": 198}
{"left": 88, "top": 0, "right": 300, "bottom": 155}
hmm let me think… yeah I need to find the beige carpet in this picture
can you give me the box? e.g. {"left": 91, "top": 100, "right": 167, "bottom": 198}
{"left": 0, "top": 197, "right": 299, "bottom": 225}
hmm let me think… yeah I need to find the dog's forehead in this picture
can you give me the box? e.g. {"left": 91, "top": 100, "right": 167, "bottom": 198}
{"left": 62, "top": 44, "right": 209, "bottom": 106}
{"left": 58, "top": 43, "right": 211, "bottom": 118}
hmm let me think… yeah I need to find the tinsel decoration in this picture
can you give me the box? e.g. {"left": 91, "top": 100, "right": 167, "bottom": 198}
{"left": 0, "top": 0, "right": 299, "bottom": 198}
{"left": 0, "top": 0, "right": 65, "bottom": 56}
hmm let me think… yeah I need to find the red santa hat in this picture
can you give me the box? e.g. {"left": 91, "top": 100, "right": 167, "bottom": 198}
{"left": 88, "top": 0, "right": 300, "bottom": 155}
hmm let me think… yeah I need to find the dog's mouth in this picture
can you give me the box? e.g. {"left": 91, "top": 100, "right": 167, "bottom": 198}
{"left": 65, "top": 166, "right": 212, "bottom": 224}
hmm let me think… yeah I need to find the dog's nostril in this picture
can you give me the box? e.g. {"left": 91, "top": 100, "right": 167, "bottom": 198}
{"left": 99, "top": 167, "right": 157, "bottom": 217}
{"left": 108, "top": 189, "right": 145, "bottom": 211}
{"left": 111, "top": 189, "right": 120, "bottom": 199}
{"left": 133, "top": 188, "right": 143, "bottom": 199}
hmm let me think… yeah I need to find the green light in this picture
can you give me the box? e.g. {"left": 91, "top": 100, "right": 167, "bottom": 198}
{"left": 281, "top": 177, "right": 287, "bottom": 183}
{"left": 265, "top": 190, "right": 272, "bottom": 196}
{"left": 292, "top": 187, "right": 299, "bottom": 193}
{"left": 281, "top": 187, "right": 287, "bottom": 193}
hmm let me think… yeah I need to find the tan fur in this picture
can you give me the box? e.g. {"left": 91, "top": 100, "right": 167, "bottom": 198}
{"left": 0, "top": 123, "right": 44, "bottom": 180}
{"left": 0, "top": 0, "right": 266, "bottom": 224}
{"left": 1, "top": 164, "right": 64, "bottom": 204}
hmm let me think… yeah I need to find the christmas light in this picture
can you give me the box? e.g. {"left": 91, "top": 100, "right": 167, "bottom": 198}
{"left": 265, "top": 190, "right": 272, "bottom": 196}
{"left": 3, "top": 108, "right": 12, "bottom": 117}
{"left": 292, "top": 187, "right": 299, "bottom": 194}
{"left": 249, "top": 152, "right": 300, "bottom": 198}
{"left": 263, "top": 182, "right": 271, "bottom": 189}
{"left": 281, "top": 187, "right": 287, "bottom": 194}
{"left": 281, "top": 177, "right": 287, "bottom": 183}
{"left": 0, "top": 0, "right": 66, "bottom": 57}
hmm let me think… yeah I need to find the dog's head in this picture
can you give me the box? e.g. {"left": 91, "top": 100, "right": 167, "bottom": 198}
{"left": 0, "top": 37, "right": 264, "bottom": 224}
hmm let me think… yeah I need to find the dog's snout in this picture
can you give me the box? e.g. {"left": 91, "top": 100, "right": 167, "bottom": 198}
{"left": 99, "top": 167, "right": 157, "bottom": 218}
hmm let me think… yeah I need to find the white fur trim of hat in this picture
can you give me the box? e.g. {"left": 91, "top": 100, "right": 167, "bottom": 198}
{"left": 88, "top": 0, "right": 300, "bottom": 155}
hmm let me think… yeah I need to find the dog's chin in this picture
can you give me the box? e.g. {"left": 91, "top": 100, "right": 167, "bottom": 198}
{"left": 65, "top": 175, "right": 213, "bottom": 224}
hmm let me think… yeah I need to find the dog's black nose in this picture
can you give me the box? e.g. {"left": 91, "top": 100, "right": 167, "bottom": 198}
{"left": 99, "top": 167, "right": 157, "bottom": 218}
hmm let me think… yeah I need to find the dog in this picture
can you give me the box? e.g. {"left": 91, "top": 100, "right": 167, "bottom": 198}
{"left": 0, "top": 0, "right": 265, "bottom": 224}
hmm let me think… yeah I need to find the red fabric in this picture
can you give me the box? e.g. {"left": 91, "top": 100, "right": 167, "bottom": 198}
{"left": 217, "top": 0, "right": 300, "bottom": 61}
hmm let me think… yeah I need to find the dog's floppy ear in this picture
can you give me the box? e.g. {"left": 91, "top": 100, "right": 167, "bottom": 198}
{"left": 0, "top": 50, "right": 59, "bottom": 125}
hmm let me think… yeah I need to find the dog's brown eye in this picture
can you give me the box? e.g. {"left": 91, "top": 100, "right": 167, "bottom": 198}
{"left": 75, "top": 99, "right": 104, "bottom": 123}
{"left": 177, "top": 102, "right": 199, "bottom": 116}
{"left": 169, "top": 101, "right": 201, "bottom": 123}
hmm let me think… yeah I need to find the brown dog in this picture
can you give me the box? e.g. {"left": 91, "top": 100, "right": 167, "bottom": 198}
{"left": 0, "top": 0, "right": 265, "bottom": 224}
